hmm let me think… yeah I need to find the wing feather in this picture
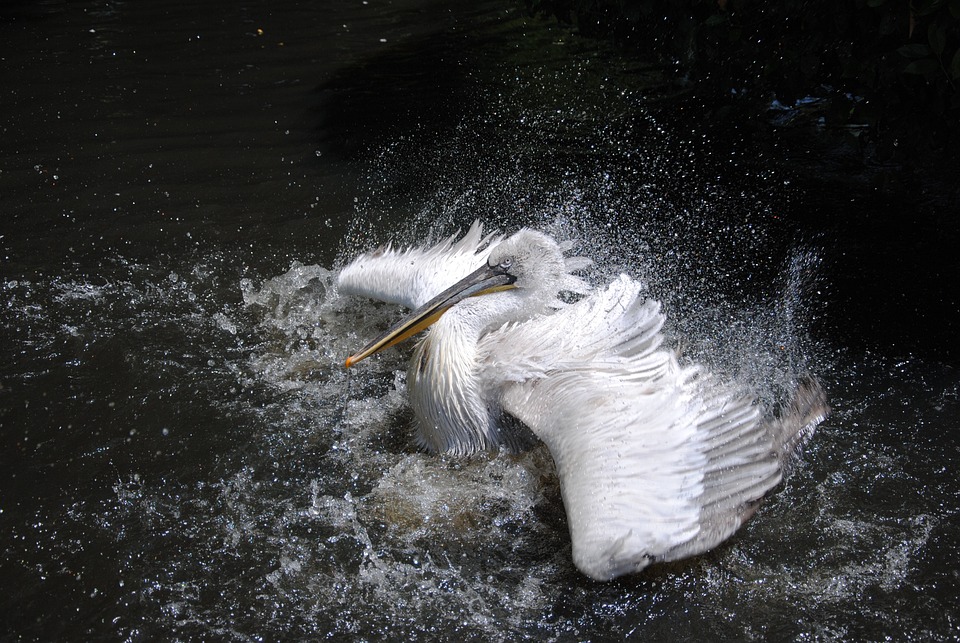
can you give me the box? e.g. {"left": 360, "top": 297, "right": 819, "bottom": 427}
{"left": 337, "top": 220, "right": 503, "bottom": 309}
{"left": 490, "top": 275, "right": 825, "bottom": 580}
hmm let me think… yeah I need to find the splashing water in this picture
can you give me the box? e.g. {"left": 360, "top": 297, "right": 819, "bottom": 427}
{"left": 3, "top": 1, "right": 958, "bottom": 639}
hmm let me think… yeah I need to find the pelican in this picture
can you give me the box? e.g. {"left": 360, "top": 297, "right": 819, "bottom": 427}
{"left": 337, "top": 221, "right": 828, "bottom": 581}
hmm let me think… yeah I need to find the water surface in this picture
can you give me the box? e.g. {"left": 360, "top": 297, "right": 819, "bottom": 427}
{"left": 2, "top": 1, "right": 958, "bottom": 640}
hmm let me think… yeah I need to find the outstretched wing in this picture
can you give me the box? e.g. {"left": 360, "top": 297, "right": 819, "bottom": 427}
{"left": 337, "top": 220, "right": 502, "bottom": 309}
{"left": 488, "top": 275, "right": 826, "bottom": 580}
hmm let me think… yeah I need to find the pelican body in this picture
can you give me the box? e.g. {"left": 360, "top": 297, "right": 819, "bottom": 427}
{"left": 338, "top": 222, "right": 827, "bottom": 581}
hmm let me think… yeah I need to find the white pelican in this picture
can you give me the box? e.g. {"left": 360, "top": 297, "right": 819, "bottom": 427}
{"left": 337, "top": 221, "right": 828, "bottom": 581}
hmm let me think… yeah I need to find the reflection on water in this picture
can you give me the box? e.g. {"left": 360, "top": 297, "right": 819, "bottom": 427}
{"left": 2, "top": 0, "right": 958, "bottom": 640}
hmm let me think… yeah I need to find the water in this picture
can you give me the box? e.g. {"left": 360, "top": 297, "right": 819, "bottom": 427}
{"left": 3, "top": 1, "right": 959, "bottom": 640}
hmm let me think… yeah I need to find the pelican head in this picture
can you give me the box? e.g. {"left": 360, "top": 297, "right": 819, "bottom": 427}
{"left": 344, "top": 229, "right": 586, "bottom": 368}
{"left": 486, "top": 229, "right": 567, "bottom": 290}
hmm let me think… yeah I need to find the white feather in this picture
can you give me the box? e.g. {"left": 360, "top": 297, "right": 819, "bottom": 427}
{"left": 337, "top": 220, "right": 503, "bottom": 310}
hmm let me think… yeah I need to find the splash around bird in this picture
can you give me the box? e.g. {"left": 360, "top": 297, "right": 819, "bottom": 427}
{"left": 338, "top": 222, "right": 828, "bottom": 581}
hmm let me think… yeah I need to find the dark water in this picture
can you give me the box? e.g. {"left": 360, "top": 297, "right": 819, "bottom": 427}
{"left": 2, "top": 1, "right": 958, "bottom": 640}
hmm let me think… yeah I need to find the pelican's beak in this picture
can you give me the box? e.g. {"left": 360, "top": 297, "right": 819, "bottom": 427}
{"left": 345, "top": 262, "right": 516, "bottom": 367}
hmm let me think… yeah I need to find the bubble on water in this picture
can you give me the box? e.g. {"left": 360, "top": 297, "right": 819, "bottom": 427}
{"left": 211, "top": 312, "right": 237, "bottom": 335}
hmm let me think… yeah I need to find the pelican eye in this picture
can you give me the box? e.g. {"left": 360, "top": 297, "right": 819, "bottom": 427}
{"left": 498, "top": 258, "right": 513, "bottom": 271}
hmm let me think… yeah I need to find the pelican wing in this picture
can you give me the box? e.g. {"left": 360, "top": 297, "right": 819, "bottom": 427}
{"left": 337, "top": 221, "right": 503, "bottom": 310}
{"left": 489, "top": 276, "right": 815, "bottom": 580}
